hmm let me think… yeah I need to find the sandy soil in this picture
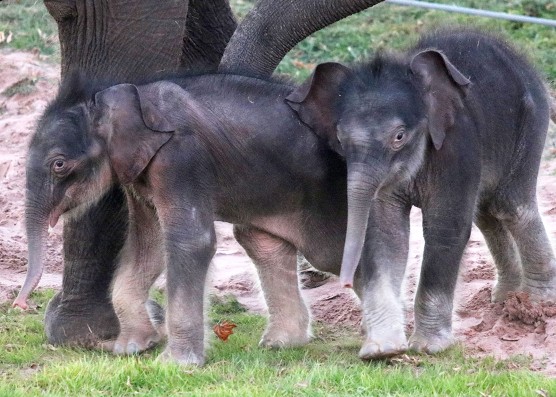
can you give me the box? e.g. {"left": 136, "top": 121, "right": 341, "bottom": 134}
{"left": 1, "top": 49, "right": 556, "bottom": 377}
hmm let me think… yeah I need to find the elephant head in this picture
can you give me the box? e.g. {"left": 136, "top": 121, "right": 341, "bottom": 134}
{"left": 286, "top": 50, "right": 470, "bottom": 287}
{"left": 13, "top": 79, "right": 176, "bottom": 310}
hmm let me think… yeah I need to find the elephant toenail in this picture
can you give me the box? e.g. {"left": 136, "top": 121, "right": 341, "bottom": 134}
{"left": 113, "top": 343, "right": 125, "bottom": 354}
{"left": 127, "top": 342, "right": 139, "bottom": 354}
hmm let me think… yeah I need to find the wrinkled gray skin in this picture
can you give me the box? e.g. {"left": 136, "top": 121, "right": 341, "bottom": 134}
{"left": 30, "top": 0, "right": 384, "bottom": 348}
{"left": 21, "top": 75, "right": 350, "bottom": 365}
{"left": 287, "top": 28, "right": 556, "bottom": 359}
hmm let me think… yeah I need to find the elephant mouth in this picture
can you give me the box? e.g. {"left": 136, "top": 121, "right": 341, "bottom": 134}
{"left": 49, "top": 206, "right": 64, "bottom": 228}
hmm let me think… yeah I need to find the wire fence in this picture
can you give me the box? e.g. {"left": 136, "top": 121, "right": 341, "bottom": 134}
{"left": 385, "top": 0, "right": 556, "bottom": 27}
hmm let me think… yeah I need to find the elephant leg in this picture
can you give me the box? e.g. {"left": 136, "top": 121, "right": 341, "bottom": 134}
{"left": 180, "top": 0, "right": 237, "bottom": 71}
{"left": 156, "top": 202, "right": 216, "bottom": 366}
{"left": 46, "top": 1, "right": 189, "bottom": 81}
{"left": 298, "top": 253, "right": 331, "bottom": 289}
{"left": 357, "top": 201, "right": 410, "bottom": 359}
{"left": 475, "top": 211, "right": 522, "bottom": 302}
{"left": 234, "top": 225, "right": 311, "bottom": 348}
{"left": 45, "top": 187, "right": 125, "bottom": 347}
{"left": 409, "top": 207, "right": 473, "bottom": 354}
{"left": 503, "top": 204, "right": 556, "bottom": 301}
{"left": 110, "top": 195, "right": 165, "bottom": 355}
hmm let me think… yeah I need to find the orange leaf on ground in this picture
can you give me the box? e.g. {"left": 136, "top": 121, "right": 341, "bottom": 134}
{"left": 213, "top": 321, "right": 237, "bottom": 342}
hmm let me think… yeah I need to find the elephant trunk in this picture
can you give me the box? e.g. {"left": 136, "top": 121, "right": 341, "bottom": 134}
{"left": 219, "top": 0, "right": 385, "bottom": 78}
{"left": 340, "top": 164, "right": 383, "bottom": 288}
{"left": 13, "top": 204, "right": 49, "bottom": 310}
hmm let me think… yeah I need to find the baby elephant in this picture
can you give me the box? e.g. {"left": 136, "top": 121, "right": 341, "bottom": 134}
{"left": 287, "top": 28, "right": 556, "bottom": 359}
{"left": 15, "top": 73, "right": 353, "bottom": 366}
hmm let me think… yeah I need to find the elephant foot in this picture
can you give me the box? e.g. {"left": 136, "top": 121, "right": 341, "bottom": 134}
{"left": 299, "top": 270, "right": 331, "bottom": 289}
{"left": 408, "top": 328, "right": 454, "bottom": 354}
{"left": 521, "top": 275, "right": 556, "bottom": 303}
{"left": 157, "top": 346, "right": 205, "bottom": 367}
{"left": 491, "top": 278, "right": 521, "bottom": 303}
{"left": 111, "top": 299, "right": 166, "bottom": 355}
{"left": 113, "top": 329, "right": 161, "bottom": 355}
{"left": 259, "top": 323, "right": 311, "bottom": 349}
{"left": 146, "top": 299, "right": 167, "bottom": 337}
{"left": 358, "top": 332, "right": 407, "bottom": 360}
{"left": 45, "top": 292, "right": 120, "bottom": 348}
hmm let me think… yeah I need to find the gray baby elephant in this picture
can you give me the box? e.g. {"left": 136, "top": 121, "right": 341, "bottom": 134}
{"left": 16, "top": 74, "right": 351, "bottom": 366}
{"left": 287, "top": 28, "right": 556, "bottom": 359}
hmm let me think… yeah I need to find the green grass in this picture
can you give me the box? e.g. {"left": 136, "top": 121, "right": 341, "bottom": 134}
{"left": 0, "top": 0, "right": 59, "bottom": 59}
{"left": 1, "top": 291, "right": 555, "bottom": 396}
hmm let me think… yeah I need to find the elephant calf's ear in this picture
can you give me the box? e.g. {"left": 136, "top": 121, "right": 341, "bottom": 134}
{"left": 94, "top": 84, "right": 174, "bottom": 185}
{"left": 410, "top": 49, "right": 471, "bottom": 151}
{"left": 285, "top": 62, "right": 353, "bottom": 149}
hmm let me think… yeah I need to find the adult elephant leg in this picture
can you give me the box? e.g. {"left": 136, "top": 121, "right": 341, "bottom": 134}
{"left": 180, "top": 0, "right": 237, "bottom": 71}
{"left": 219, "top": 0, "right": 385, "bottom": 77}
{"left": 45, "top": 187, "right": 126, "bottom": 347}
{"left": 42, "top": 0, "right": 188, "bottom": 346}
{"left": 45, "top": 0, "right": 188, "bottom": 80}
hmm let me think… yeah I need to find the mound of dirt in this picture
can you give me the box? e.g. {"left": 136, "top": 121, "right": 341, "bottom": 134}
{"left": 2, "top": 48, "right": 556, "bottom": 377}
{"left": 457, "top": 290, "right": 556, "bottom": 376}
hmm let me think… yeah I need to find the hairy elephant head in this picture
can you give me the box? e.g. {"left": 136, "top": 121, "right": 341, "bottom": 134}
{"left": 14, "top": 77, "right": 178, "bottom": 310}
{"left": 286, "top": 51, "right": 470, "bottom": 287}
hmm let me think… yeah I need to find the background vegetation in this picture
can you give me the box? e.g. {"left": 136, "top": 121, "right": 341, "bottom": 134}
{"left": 1, "top": 0, "right": 556, "bottom": 395}
{"left": 1, "top": 0, "right": 555, "bottom": 86}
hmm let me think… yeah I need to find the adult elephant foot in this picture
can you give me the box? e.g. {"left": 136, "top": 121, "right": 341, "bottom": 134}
{"left": 299, "top": 269, "right": 331, "bottom": 289}
{"left": 297, "top": 254, "right": 331, "bottom": 289}
{"left": 45, "top": 291, "right": 120, "bottom": 348}
{"left": 46, "top": 294, "right": 165, "bottom": 350}
{"left": 44, "top": 187, "right": 126, "bottom": 348}
{"left": 408, "top": 328, "right": 455, "bottom": 355}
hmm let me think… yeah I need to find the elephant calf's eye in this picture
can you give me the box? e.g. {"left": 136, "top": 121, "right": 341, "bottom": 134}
{"left": 52, "top": 159, "right": 67, "bottom": 174}
{"left": 391, "top": 129, "right": 407, "bottom": 150}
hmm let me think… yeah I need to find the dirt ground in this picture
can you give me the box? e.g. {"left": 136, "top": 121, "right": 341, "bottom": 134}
{"left": 1, "top": 49, "right": 556, "bottom": 377}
